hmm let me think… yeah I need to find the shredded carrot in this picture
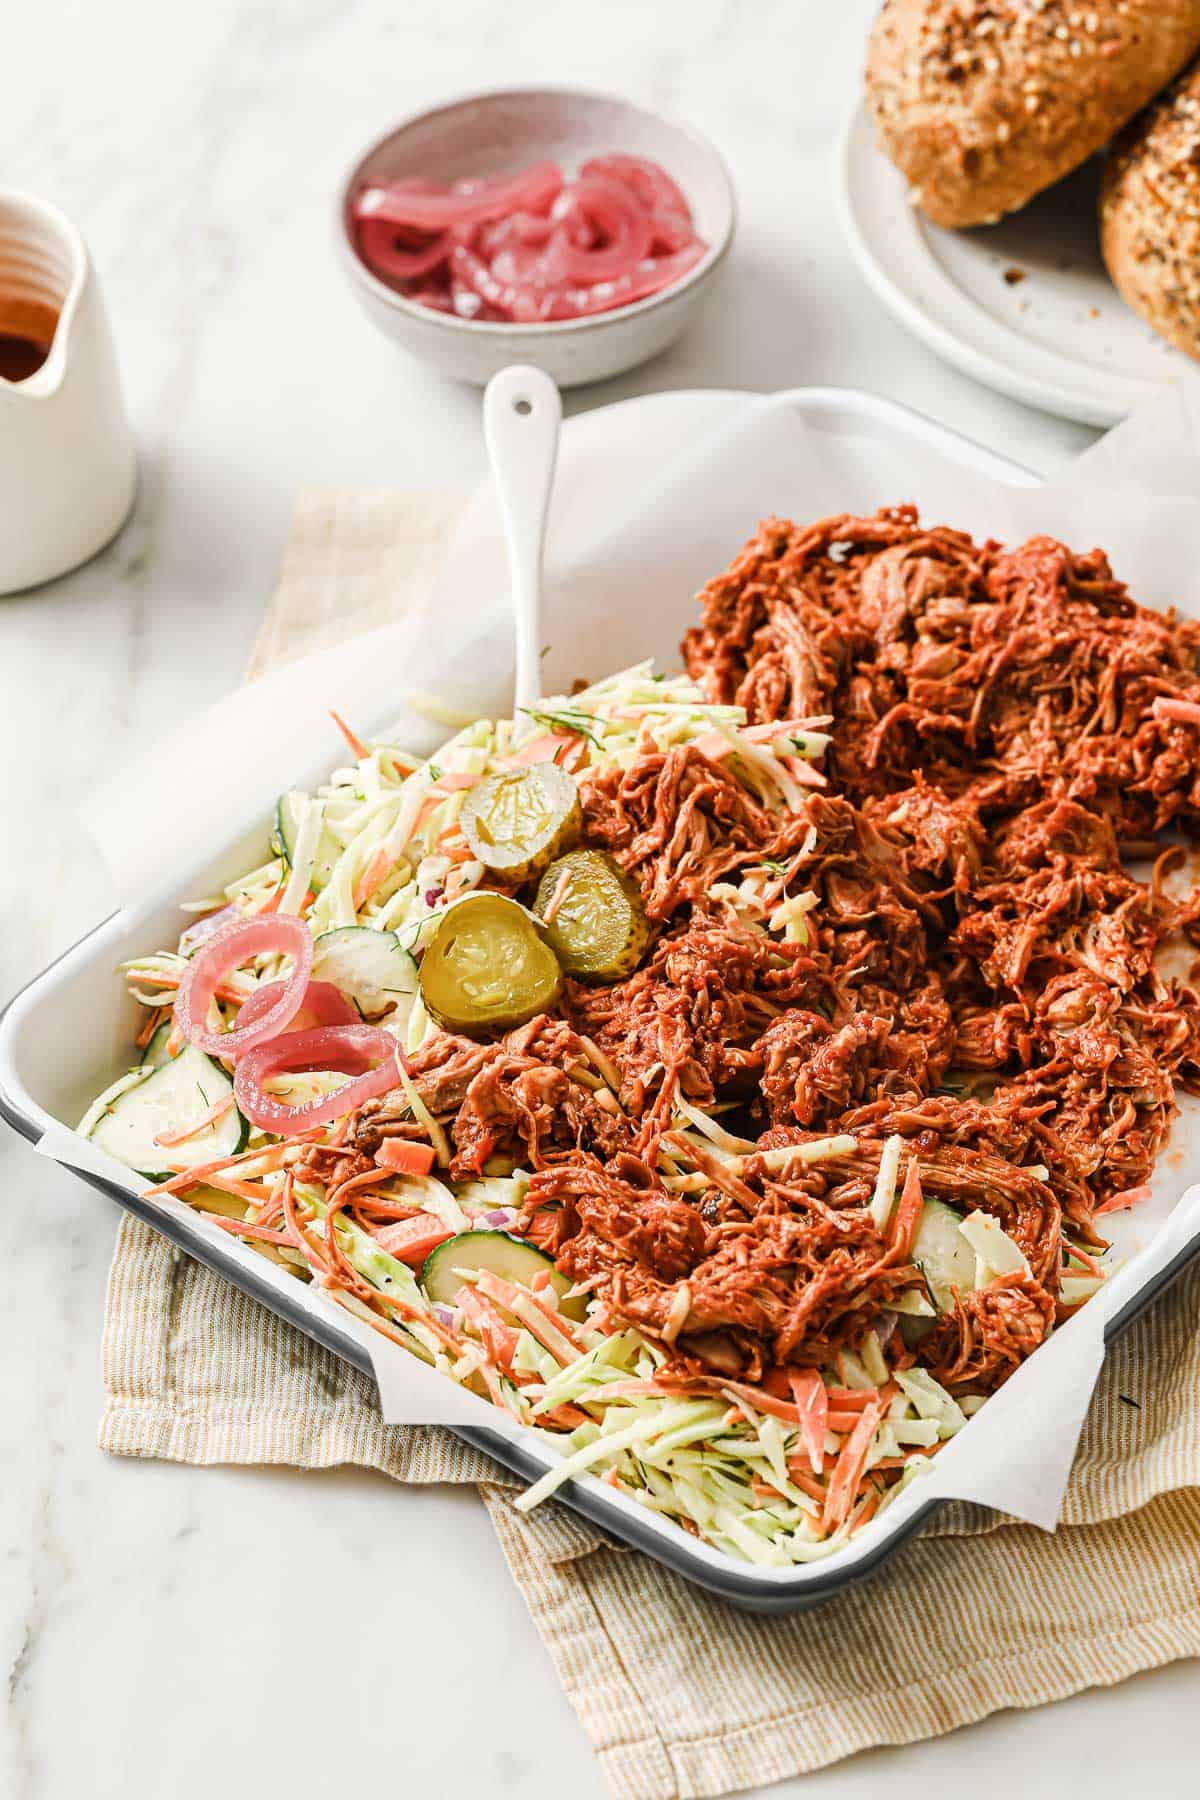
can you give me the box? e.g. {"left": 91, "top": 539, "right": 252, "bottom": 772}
{"left": 319, "top": 1171, "right": 461, "bottom": 1351}
{"left": 282, "top": 1172, "right": 332, "bottom": 1275}
{"left": 494, "top": 733, "right": 566, "bottom": 769}
{"left": 372, "top": 1214, "right": 454, "bottom": 1264}
{"left": 890, "top": 1154, "right": 924, "bottom": 1259}
{"left": 374, "top": 1138, "right": 436, "bottom": 1178}
{"left": 827, "top": 1409, "right": 871, "bottom": 1433}
{"left": 741, "top": 716, "right": 831, "bottom": 742}
{"left": 779, "top": 754, "right": 827, "bottom": 789}
{"left": 356, "top": 1196, "right": 421, "bottom": 1224}
{"left": 458, "top": 1283, "right": 521, "bottom": 1368}
{"left": 144, "top": 1144, "right": 289, "bottom": 1195}
{"left": 718, "top": 1378, "right": 803, "bottom": 1425}
{"left": 325, "top": 1166, "right": 398, "bottom": 1206}
{"left": 787, "top": 1369, "right": 828, "bottom": 1476}
{"left": 353, "top": 847, "right": 394, "bottom": 912}
{"left": 205, "top": 1214, "right": 295, "bottom": 1246}
{"left": 555, "top": 736, "right": 589, "bottom": 773}
{"left": 130, "top": 971, "right": 247, "bottom": 1006}
{"left": 872, "top": 1445, "right": 943, "bottom": 1471}
{"left": 848, "top": 1485, "right": 881, "bottom": 1533}
{"left": 689, "top": 731, "right": 731, "bottom": 762}
{"left": 329, "top": 708, "right": 370, "bottom": 760}
{"left": 474, "top": 1269, "right": 583, "bottom": 1364}
{"left": 154, "top": 1092, "right": 235, "bottom": 1147}
{"left": 580, "top": 1379, "right": 674, "bottom": 1404}
{"left": 187, "top": 1172, "right": 277, "bottom": 1205}
{"left": 538, "top": 1403, "right": 592, "bottom": 1430}
{"left": 252, "top": 876, "right": 288, "bottom": 916}
{"left": 541, "top": 865, "right": 573, "bottom": 927}
{"left": 1062, "top": 1241, "right": 1106, "bottom": 1277}
{"left": 782, "top": 1460, "right": 828, "bottom": 1503}
{"left": 821, "top": 1395, "right": 887, "bottom": 1533}
{"left": 135, "top": 1007, "right": 166, "bottom": 1049}
{"left": 1094, "top": 1182, "right": 1153, "bottom": 1216}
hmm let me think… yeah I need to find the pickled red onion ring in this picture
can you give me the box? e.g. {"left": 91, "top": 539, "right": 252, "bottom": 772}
{"left": 235, "top": 978, "right": 359, "bottom": 1036}
{"left": 355, "top": 161, "right": 562, "bottom": 231}
{"left": 355, "top": 218, "right": 450, "bottom": 282}
{"left": 175, "top": 915, "right": 313, "bottom": 1057}
{"left": 580, "top": 153, "right": 690, "bottom": 221}
{"left": 476, "top": 212, "right": 554, "bottom": 257}
{"left": 578, "top": 153, "right": 695, "bottom": 249}
{"left": 449, "top": 238, "right": 706, "bottom": 323}
{"left": 234, "top": 1025, "right": 402, "bottom": 1135}
{"left": 548, "top": 175, "right": 653, "bottom": 282}
{"left": 549, "top": 241, "right": 707, "bottom": 316}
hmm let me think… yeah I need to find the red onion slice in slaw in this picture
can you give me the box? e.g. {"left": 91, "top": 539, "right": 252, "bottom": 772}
{"left": 178, "top": 903, "right": 241, "bottom": 959}
{"left": 175, "top": 915, "right": 314, "bottom": 1058}
{"left": 233, "top": 1024, "right": 403, "bottom": 1135}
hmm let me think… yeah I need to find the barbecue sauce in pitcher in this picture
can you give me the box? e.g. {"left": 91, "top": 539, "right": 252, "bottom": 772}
{"left": 0, "top": 298, "right": 58, "bottom": 382}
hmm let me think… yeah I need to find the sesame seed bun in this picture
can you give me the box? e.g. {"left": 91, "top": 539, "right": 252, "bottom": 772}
{"left": 866, "top": 1, "right": 1200, "bottom": 229}
{"left": 1102, "top": 59, "right": 1200, "bottom": 358}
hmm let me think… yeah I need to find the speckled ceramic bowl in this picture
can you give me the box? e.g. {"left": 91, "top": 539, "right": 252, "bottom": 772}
{"left": 335, "top": 87, "right": 736, "bottom": 388}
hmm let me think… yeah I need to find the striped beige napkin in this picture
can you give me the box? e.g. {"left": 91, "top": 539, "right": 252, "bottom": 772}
{"left": 100, "top": 488, "right": 1200, "bottom": 1800}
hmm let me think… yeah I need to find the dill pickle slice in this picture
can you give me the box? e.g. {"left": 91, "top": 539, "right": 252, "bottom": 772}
{"left": 533, "top": 849, "right": 650, "bottom": 984}
{"left": 418, "top": 893, "right": 563, "bottom": 1036}
{"left": 460, "top": 764, "right": 581, "bottom": 884}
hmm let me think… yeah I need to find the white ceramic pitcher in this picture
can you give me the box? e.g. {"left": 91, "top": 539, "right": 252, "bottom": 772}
{"left": 0, "top": 189, "right": 135, "bottom": 595}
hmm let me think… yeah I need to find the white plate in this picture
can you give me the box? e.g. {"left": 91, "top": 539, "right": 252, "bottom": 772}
{"left": 837, "top": 103, "right": 1189, "bottom": 428}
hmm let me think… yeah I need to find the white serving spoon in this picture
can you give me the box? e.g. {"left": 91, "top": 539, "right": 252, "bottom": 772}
{"left": 482, "top": 364, "right": 563, "bottom": 719}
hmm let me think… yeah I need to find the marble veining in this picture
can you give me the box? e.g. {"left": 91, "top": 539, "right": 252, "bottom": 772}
{"left": 1, "top": 2, "right": 1191, "bottom": 1796}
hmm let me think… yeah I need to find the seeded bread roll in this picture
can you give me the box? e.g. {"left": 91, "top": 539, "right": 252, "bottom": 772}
{"left": 867, "top": 1, "right": 1200, "bottom": 229}
{"left": 1102, "top": 62, "right": 1200, "bottom": 358}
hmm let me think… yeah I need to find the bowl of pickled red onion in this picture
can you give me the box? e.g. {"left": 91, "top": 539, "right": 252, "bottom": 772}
{"left": 336, "top": 87, "right": 735, "bottom": 387}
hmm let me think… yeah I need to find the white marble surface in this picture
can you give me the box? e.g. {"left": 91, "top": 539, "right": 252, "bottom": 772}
{"left": 1, "top": 2, "right": 1197, "bottom": 1796}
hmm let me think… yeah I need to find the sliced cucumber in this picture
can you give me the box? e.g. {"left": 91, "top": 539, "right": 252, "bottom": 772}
{"left": 140, "top": 1020, "right": 176, "bottom": 1069}
{"left": 87, "top": 1043, "right": 247, "bottom": 1181}
{"left": 275, "top": 791, "right": 341, "bottom": 894}
{"left": 312, "top": 925, "right": 418, "bottom": 1019}
{"left": 910, "top": 1198, "right": 978, "bottom": 1313}
{"left": 419, "top": 1229, "right": 586, "bottom": 1323}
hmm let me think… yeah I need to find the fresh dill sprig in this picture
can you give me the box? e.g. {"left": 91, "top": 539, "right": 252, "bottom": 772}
{"left": 520, "top": 706, "right": 604, "bottom": 748}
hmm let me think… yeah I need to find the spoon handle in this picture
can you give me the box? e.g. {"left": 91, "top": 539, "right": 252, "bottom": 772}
{"left": 483, "top": 365, "right": 562, "bottom": 720}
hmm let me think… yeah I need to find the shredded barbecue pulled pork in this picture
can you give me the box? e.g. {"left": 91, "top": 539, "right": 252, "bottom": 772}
{"left": 359, "top": 509, "right": 1200, "bottom": 1397}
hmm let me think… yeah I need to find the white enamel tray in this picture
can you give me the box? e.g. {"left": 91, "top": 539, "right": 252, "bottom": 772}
{"left": 4, "top": 387, "right": 1199, "bottom": 1612}
{"left": 838, "top": 104, "right": 1190, "bottom": 428}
